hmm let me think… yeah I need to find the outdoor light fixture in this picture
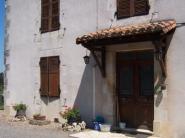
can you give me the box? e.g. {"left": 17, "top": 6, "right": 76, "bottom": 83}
{"left": 160, "top": 83, "right": 166, "bottom": 90}
{"left": 83, "top": 55, "right": 90, "bottom": 64}
{"left": 83, "top": 50, "right": 90, "bottom": 64}
{"left": 83, "top": 55, "right": 89, "bottom": 64}
{"left": 155, "top": 48, "right": 163, "bottom": 60}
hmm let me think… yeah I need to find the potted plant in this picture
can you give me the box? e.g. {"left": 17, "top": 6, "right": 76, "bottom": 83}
{"left": 33, "top": 113, "right": 46, "bottom": 121}
{"left": 13, "top": 103, "right": 27, "bottom": 117}
{"left": 60, "top": 107, "right": 81, "bottom": 125}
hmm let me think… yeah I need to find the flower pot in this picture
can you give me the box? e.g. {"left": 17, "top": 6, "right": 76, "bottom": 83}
{"left": 67, "top": 116, "right": 81, "bottom": 125}
{"left": 33, "top": 115, "right": 46, "bottom": 121}
{"left": 119, "top": 122, "right": 126, "bottom": 129}
{"left": 15, "top": 109, "right": 26, "bottom": 117}
{"left": 93, "top": 122, "right": 100, "bottom": 131}
{"left": 99, "top": 124, "right": 111, "bottom": 132}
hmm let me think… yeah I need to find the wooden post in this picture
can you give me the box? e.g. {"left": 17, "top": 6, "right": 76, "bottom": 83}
{"left": 153, "top": 40, "right": 167, "bottom": 78}
{"left": 91, "top": 48, "right": 106, "bottom": 78}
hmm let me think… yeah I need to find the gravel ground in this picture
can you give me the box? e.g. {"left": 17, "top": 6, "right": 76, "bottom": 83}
{"left": 0, "top": 111, "right": 156, "bottom": 138}
{"left": 0, "top": 122, "right": 71, "bottom": 138}
{"left": 0, "top": 111, "right": 72, "bottom": 138}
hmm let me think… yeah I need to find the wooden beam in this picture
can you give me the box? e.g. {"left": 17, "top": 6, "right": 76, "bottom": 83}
{"left": 83, "top": 32, "right": 162, "bottom": 47}
{"left": 101, "top": 47, "right": 106, "bottom": 77}
{"left": 91, "top": 48, "right": 106, "bottom": 77}
{"left": 153, "top": 40, "right": 167, "bottom": 78}
{"left": 159, "top": 59, "right": 167, "bottom": 78}
{"left": 85, "top": 47, "right": 103, "bottom": 51}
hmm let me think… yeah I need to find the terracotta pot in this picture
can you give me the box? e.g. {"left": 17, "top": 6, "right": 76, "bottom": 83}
{"left": 67, "top": 116, "right": 81, "bottom": 125}
{"left": 33, "top": 115, "right": 46, "bottom": 121}
{"left": 15, "top": 109, "right": 26, "bottom": 117}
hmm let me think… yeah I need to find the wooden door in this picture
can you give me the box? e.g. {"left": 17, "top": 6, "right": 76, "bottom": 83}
{"left": 116, "top": 51, "right": 154, "bottom": 130}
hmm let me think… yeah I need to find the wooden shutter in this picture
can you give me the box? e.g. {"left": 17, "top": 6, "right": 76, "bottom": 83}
{"left": 40, "top": 0, "right": 60, "bottom": 33}
{"left": 48, "top": 56, "right": 60, "bottom": 97}
{"left": 40, "top": 57, "right": 49, "bottom": 96}
{"left": 117, "top": 0, "right": 149, "bottom": 19}
{"left": 40, "top": 56, "right": 60, "bottom": 97}
{"left": 134, "top": 0, "right": 150, "bottom": 16}
{"left": 41, "top": 0, "right": 50, "bottom": 33}
{"left": 117, "top": 0, "right": 131, "bottom": 19}
{"left": 51, "top": 0, "right": 60, "bottom": 31}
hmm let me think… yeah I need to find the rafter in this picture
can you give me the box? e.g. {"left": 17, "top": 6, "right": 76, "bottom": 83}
{"left": 91, "top": 47, "right": 106, "bottom": 77}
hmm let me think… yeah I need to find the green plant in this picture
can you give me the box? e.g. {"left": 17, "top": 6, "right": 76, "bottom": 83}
{"left": 60, "top": 108, "right": 80, "bottom": 120}
{"left": 13, "top": 103, "right": 27, "bottom": 111}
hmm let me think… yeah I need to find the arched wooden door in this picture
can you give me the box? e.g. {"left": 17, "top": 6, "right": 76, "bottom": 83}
{"left": 116, "top": 51, "right": 154, "bottom": 130}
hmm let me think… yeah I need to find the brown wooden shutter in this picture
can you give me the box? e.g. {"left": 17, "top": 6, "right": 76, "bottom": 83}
{"left": 40, "top": 57, "right": 49, "bottom": 96}
{"left": 40, "top": 56, "right": 60, "bottom": 97}
{"left": 117, "top": 0, "right": 149, "bottom": 19}
{"left": 40, "top": 0, "right": 60, "bottom": 33}
{"left": 41, "top": 0, "right": 50, "bottom": 33}
{"left": 48, "top": 56, "right": 60, "bottom": 97}
{"left": 117, "top": 0, "right": 131, "bottom": 19}
{"left": 51, "top": 0, "right": 60, "bottom": 31}
{"left": 134, "top": 0, "right": 150, "bottom": 16}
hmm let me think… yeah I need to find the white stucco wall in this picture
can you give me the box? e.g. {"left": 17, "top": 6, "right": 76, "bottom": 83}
{"left": 4, "top": 0, "right": 97, "bottom": 124}
{"left": 4, "top": 0, "right": 155, "bottom": 119}
{"left": 155, "top": 0, "right": 185, "bottom": 137}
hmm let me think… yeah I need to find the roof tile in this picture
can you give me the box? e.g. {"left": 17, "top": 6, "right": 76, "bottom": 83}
{"left": 76, "top": 20, "right": 176, "bottom": 45}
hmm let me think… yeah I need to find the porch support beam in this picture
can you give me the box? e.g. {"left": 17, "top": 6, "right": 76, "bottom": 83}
{"left": 153, "top": 39, "right": 167, "bottom": 78}
{"left": 159, "top": 55, "right": 167, "bottom": 78}
{"left": 91, "top": 47, "right": 106, "bottom": 77}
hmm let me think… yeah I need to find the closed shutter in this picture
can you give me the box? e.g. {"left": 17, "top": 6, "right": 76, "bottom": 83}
{"left": 48, "top": 56, "right": 60, "bottom": 97}
{"left": 117, "top": 0, "right": 149, "bottom": 19}
{"left": 117, "top": 0, "right": 131, "bottom": 19}
{"left": 40, "top": 57, "right": 49, "bottom": 96}
{"left": 51, "top": 0, "right": 60, "bottom": 31}
{"left": 40, "top": 0, "right": 60, "bottom": 33}
{"left": 40, "top": 56, "right": 60, "bottom": 97}
{"left": 134, "top": 0, "right": 150, "bottom": 16}
{"left": 40, "top": 0, "right": 50, "bottom": 33}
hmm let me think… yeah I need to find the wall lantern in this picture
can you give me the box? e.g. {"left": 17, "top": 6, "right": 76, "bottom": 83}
{"left": 83, "top": 55, "right": 90, "bottom": 64}
{"left": 83, "top": 49, "right": 90, "bottom": 64}
{"left": 155, "top": 48, "right": 163, "bottom": 61}
{"left": 160, "top": 83, "right": 166, "bottom": 90}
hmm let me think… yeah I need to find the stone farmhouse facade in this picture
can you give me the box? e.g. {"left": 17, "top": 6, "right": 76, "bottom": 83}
{"left": 4, "top": 0, "right": 185, "bottom": 137}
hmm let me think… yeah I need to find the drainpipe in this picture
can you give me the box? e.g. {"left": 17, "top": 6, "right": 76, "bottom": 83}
{"left": 92, "top": 65, "right": 96, "bottom": 119}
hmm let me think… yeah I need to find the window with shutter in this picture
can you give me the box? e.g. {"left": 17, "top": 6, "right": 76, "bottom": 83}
{"left": 40, "top": 0, "right": 60, "bottom": 33}
{"left": 134, "top": 0, "right": 150, "bottom": 16}
{"left": 117, "top": 0, "right": 150, "bottom": 19}
{"left": 117, "top": 0, "right": 131, "bottom": 18}
{"left": 40, "top": 56, "right": 60, "bottom": 97}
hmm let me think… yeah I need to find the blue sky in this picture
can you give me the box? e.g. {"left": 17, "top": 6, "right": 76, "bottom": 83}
{"left": 0, "top": 0, "right": 4, "bottom": 72}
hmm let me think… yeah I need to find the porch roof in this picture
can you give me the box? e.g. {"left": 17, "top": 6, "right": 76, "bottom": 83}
{"left": 76, "top": 20, "right": 176, "bottom": 47}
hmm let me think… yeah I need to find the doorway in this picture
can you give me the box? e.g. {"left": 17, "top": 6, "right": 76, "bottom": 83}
{"left": 116, "top": 50, "right": 154, "bottom": 130}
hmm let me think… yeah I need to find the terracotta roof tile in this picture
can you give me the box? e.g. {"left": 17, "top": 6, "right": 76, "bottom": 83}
{"left": 76, "top": 20, "right": 176, "bottom": 45}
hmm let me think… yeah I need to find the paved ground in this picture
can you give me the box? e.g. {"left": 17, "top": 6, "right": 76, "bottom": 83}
{"left": 0, "top": 111, "right": 157, "bottom": 138}
{"left": 0, "top": 121, "right": 71, "bottom": 138}
{"left": 0, "top": 111, "right": 71, "bottom": 138}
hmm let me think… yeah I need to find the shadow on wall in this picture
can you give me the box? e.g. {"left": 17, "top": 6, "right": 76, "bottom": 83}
{"left": 154, "top": 76, "right": 164, "bottom": 107}
{"left": 41, "top": 97, "right": 59, "bottom": 105}
{"left": 154, "top": 31, "right": 175, "bottom": 107}
{"left": 74, "top": 56, "right": 94, "bottom": 128}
